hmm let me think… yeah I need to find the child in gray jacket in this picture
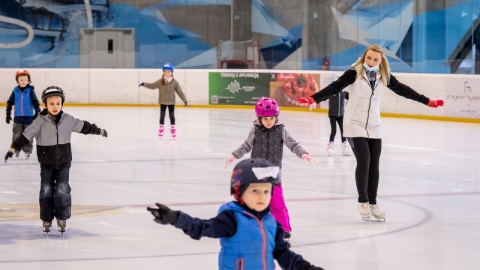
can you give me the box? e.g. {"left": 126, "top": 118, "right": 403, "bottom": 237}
{"left": 4, "top": 86, "right": 108, "bottom": 234}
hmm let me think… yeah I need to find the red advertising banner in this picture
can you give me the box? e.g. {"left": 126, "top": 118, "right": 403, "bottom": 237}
{"left": 269, "top": 73, "right": 320, "bottom": 108}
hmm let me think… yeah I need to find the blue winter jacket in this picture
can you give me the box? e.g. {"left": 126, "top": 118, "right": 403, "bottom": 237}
{"left": 218, "top": 202, "right": 276, "bottom": 269}
{"left": 6, "top": 85, "right": 41, "bottom": 124}
{"left": 172, "top": 201, "right": 311, "bottom": 270}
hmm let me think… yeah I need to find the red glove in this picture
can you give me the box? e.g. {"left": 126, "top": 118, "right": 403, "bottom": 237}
{"left": 427, "top": 100, "right": 444, "bottom": 108}
{"left": 297, "top": 97, "right": 314, "bottom": 104}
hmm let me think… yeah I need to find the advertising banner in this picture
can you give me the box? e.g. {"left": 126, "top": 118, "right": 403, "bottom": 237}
{"left": 209, "top": 72, "right": 320, "bottom": 107}
{"left": 208, "top": 72, "right": 271, "bottom": 105}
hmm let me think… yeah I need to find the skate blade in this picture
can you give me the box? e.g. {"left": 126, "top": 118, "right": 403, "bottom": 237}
{"left": 361, "top": 216, "right": 371, "bottom": 222}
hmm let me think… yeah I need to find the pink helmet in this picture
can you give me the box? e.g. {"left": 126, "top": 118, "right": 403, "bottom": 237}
{"left": 255, "top": 97, "right": 279, "bottom": 117}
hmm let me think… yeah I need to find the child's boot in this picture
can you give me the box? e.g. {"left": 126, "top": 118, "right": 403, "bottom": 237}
{"left": 170, "top": 125, "right": 176, "bottom": 138}
{"left": 327, "top": 142, "right": 334, "bottom": 156}
{"left": 42, "top": 220, "right": 52, "bottom": 234}
{"left": 57, "top": 219, "right": 67, "bottom": 234}
{"left": 158, "top": 125, "right": 165, "bottom": 137}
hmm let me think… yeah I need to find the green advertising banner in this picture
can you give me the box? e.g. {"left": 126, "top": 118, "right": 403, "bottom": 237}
{"left": 208, "top": 72, "right": 271, "bottom": 105}
{"left": 208, "top": 72, "right": 320, "bottom": 107}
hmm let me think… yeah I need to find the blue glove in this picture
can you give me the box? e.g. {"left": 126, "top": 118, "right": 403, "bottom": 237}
{"left": 139, "top": 82, "right": 144, "bottom": 87}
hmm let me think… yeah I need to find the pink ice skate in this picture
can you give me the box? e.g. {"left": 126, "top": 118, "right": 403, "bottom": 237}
{"left": 158, "top": 125, "right": 165, "bottom": 137}
{"left": 170, "top": 125, "right": 177, "bottom": 138}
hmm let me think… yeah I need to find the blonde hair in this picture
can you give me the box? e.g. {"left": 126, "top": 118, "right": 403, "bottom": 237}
{"left": 352, "top": 44, "right": 391, "bottom": 85}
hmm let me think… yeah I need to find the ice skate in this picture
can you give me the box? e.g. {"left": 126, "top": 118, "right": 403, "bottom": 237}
{"left": 170, "top": 125, "right": 177, "bottom": 138}
{"left": 341, "top": 142, "right": 351, "bottom": 156}
{"left": 358, "top": 203, "right": 371, "bottom": 221}
{"left": 57, "top": 219, "right": 67, "bottom": 234}
{"left": 42, "top": 220, "right": 52, "bottom": 234}
{"left": 15, "top": 152, "right": 20, "bottom": 158}
{"left": 25, "top": 152, "right": 31, "bottom": 159}
{"left": 327, "top": 142, "right": 334, "bottom": 156}
{"left": 158, "top": 125, "right": 165, "bottom": 137}
{"left": 284, "top": 231, "right": 291, "bottom": 242}
{"left": 369, "top": 204, "right": 385, "bottom": 222}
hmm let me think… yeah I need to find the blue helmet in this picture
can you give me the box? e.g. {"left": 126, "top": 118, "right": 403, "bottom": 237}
{"left": 162, "top": 62, "right": 174, "bottom": 72}
{"left": 230, "top": 158, "right": 280, "bottom": 202}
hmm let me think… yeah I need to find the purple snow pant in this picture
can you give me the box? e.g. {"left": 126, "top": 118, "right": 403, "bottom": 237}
{"left": 270, "top": 181, "right": 291, "bottom": 232}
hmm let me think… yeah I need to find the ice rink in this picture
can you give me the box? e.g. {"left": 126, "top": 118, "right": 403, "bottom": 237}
{"left": 1, "top": 106, "right": 479, "bottom": 270}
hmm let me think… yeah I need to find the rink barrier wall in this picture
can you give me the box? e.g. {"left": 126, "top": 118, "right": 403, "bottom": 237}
{"left": 1, "top": 69, "right": 480, "bottom": 123}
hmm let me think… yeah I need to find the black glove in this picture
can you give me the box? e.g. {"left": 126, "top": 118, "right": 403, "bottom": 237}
{"left": 147, "top": 203, "right": 179, "bottom": 225}
{"left": 184, "top": 102, "right": 188, "bottom": 106}
{"left": 299, "top": 261, "right": 324, "bottom": 270}
{"left": 4, "top": 147, "right": 15, "bottom": 163}
{"left": 33, "top": 111, "right": 38, "bottom": 120}
{"left": 139, "top": 82, "right": 144, "bottom": 87}
{"left": 6, "top": 114, "right": 12, "bottom": 124}
{"left": 93, "top": 127, "right": 108, "bottom": 138}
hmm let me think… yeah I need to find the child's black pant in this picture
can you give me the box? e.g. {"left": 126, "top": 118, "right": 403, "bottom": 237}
{"left": 160, "top": 104, "right": 175, "bottom": 125}
{"left": 39, "top": 167, "right": 71, "bottom": 221}
{"left": 328, "top": 116, "right": 345, "bottom": 142}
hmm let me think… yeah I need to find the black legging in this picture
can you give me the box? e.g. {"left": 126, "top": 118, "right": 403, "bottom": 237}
{"left": 348, "top": 137, "right": 382, "bottom": 204}
{"left": 329, "top": 116, "right": 346, "bottom": 142}
{"left": 160, "top": 104, "right": 175, "bottom": 125}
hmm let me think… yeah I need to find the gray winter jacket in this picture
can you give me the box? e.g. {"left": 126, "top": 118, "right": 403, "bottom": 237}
{"left": 11, "top": 109, "right": 104, "bottom": 168}
{"left": 231, "top": 121, "right": 308, "bottom": 169}
{"left": 143, "top": 77, "right": 187, "bottom": 105}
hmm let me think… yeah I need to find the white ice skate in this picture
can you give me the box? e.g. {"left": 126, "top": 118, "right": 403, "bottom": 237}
{"left": 57, "top": 219, "right": 67, "bottom": 234}
{"left": 358, "top": 202, "right": 371, "bottom": 221}
{"left": 42, "top": 220, "right": 52, "bottom": 234}
{"left": 369, "top": 204, "right": 385, "bottom": 222}
{"left": 170, "top": 125, "right": 177, "bottom": 138}
{"left": 341, "top": 142, "right": 351, "bottom": 156}
{"left": 158, "top": 125, "right": 165, "bottom": 137}
{"left": 327, "top": 142, "right": 334, "bottom": 156}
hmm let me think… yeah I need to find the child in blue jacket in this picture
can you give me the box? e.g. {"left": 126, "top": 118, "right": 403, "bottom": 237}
{"left": 5, "top": 69, "right": 41, "bottom": 158}
{"left": 147, "top": 158, "right": 324, "bottom": 270}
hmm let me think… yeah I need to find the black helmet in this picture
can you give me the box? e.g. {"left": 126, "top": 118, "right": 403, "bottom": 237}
{"left": 42, "top": 86, "right": 65, "bottom": 104}
{"left": 230, "top": 158, "right": 280, "bottom": 201}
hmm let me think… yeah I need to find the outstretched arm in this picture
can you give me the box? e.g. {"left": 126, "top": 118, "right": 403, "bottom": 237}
{"left": 387, "top": 74, "right": 430, "bottom": 105}
{"left": 147, "top": 203, "right": 237, "bottom": 240}
{"left": 231, "top": 126, "right": 256, "bottom": 159}
{"left": 4, "top": 135, "right": 31, "bottom": 162}
{"left": 298, "top": 69, "right": 356, "bottom": 107}
{"left": 80, "top": 121, "right": 108, "bottom": 137}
